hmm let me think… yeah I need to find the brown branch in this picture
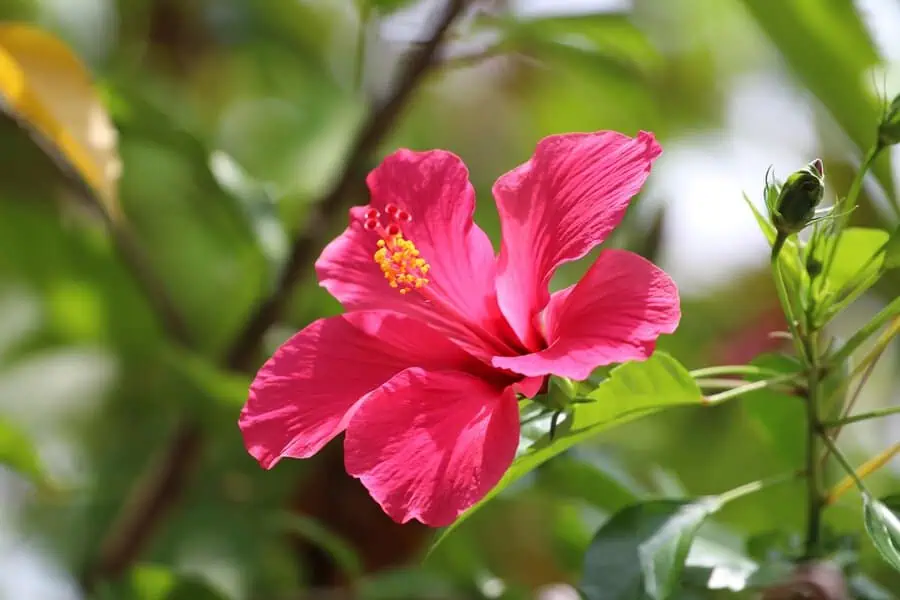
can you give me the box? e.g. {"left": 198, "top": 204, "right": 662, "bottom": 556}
{"left": 80, "top": 0, "right": 469, "bottom": 591}
{"left": 107, "top": 220, "right": 195, "bottom": 347}
{"left": 226, "top": 0, "right": 469, "bottom": 370}
{"left": 6, "top": 109, "right": 195, "bottom": 349}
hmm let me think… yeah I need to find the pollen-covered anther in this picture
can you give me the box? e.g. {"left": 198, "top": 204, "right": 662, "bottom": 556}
{"left": 372, "top": 231, "right": 431, "bottom": 294}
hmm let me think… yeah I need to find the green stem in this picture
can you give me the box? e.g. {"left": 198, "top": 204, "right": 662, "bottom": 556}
{"left": 718, "top": 470, "right": 804, "bottom": 505}
{"left": 771, "top": 231, "right": 787, "bottom": 262}
{"left": 844, "top": 145, "right": 881, "bottom": 218}
{"left": 818, "top": 432, "right": 869, "bottom": 494}
{"left": 802, "top": 333, "right": 824, "bottom": 559}
{"left": 830, "top": 297, "right": 900, "bottom": 366}
{"left": 696, "top": 378, "right": 752, "bottom": 390}
{"left": 820, "top": 269, "right": 882, "bottom": 325}
{"left": 689, "top": 365, "right": 788, "bottom": 379}
{"left": 822, "top": 404, "right": 900, "bottom": 428}
{"left": 821, "top": 144, "right": 882, "bottom": 281}
{"left": 827, "top": 442, "right": 900, "bottom": 504}
{"left": 703, "top": 374, "right": 798, "bottom": 404}
{"left": 821, "top": 329, "right": 892, "bottom": 417}
{"left": 836, "top": 238, "right": 888, "bottom": 296}
{"left": 771, "top": 255, "right": 809, "bottom": 363}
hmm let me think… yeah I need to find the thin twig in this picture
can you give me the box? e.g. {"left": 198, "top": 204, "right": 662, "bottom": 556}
{"left": 821, "top": 404, "right": 900, "bottom": 428}
{"left": 20, "top": 117, "right": 195, "bottom": 349}
{"left": 831, "top": 351, "right": 880, "bottom": 433}
{"left": 106, "top": 219, "right": 194, "bottom": 346}
{"left": 819, "top": 315, "right": 900, "bottom": 468}
{"left": 826, "top": 442, "right": 900, "bottom": 504}
{"left": 717, "top": 469, "right": 805, "bottom": 504}
{"left": 819, "top": 143, "right": 882, "bottom": 286}
{"left": 818, "top": 432, "right": 870, "bottom": 496}
{"left": 702, "top": 374, "right": 798, "bottom": 404}
{"left": 80, "top": 0, "right": 470, "bottom": 591}
{"left": 689, "top": 364, "right": 789, "bottom": 379}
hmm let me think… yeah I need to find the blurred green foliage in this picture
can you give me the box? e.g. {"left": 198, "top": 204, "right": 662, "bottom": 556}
{"left": 0, "top": 0, "right": 899, "bottom": 598}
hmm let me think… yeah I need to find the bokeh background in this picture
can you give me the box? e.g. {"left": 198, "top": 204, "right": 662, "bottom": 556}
{"left": 0, "top": 0, "right": 899, "bottom": 598}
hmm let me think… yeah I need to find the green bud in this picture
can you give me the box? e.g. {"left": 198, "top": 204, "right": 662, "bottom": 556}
{"left": 805, "top": 254, "right": 823, "bottom": 278}
{"left": 771, "top": 159, "right": 825, "bottom": 235}
{"left": 878, "top": 94, "right": 900, "bottom": 148}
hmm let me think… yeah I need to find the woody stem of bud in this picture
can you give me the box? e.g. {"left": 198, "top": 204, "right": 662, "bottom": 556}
{"left": 801, "top": 331, "right": 825, "bottom": 560}
{"left": 771, "top": 256, "right": 809, "bottom": 363}
{"left": 771, "top": 231, "right": 787, "bottom": 261}
{"left": 821, "top": 144, "right": 882, "bottom": 284}
{"left": 770, "top": 247, "right": 827, "bottom": 559}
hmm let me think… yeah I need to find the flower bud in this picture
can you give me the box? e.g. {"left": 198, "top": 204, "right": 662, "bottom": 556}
{"left": 772, "top": 159, "right": 825, "bottom": 235}
{"left": 878, "top": 94, "right": 900, "bottom": 148}
{"left": 806, "top": 254, "right": 823, "bottom": 278}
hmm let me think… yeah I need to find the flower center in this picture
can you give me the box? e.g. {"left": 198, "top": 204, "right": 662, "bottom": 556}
{"left": 362, "top": 204, "right": 431, "bottom": 295}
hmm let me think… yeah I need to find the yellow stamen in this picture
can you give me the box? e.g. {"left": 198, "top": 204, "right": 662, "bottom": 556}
{"left": 373, "top": 233, "right": 431, "bottom": 294}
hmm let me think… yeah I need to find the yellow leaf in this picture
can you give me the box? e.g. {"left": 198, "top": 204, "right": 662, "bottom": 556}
{"left": 0, "top": 23, "right": 121, "bottom": 218}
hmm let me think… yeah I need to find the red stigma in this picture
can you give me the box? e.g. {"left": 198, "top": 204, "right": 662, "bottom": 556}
{"left": 396, "top": 210, "right": 412, "bottom": 223}
{"left": 385, "top": 223, "right": 401, "bottom": 237}
{"left": 364, "top": 207, "right": 380, "bottom": 220}
{"left": 385, "top": 203, "right": 399, "bottom": 217}
{"left": 363, "top": 218, "right": 379, "bottom": 231}
{"left": 811, "top": 158, "right": 824, "bottom": 177}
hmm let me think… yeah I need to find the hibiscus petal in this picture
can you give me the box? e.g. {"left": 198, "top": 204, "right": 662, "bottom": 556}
{"left": 493, "top": 131, "right": 662, "bottom": 348}
{"left": 316, "top": 149, "right": 515, "bottom": 355}
{"left": 344, "top": 369, "right": 519, "bottom": 527}
{"left": 492, "top": 249, "right": 680, "bottom": 381}
{"left": 239, "top": 311, "right": 479, "bottom": 469}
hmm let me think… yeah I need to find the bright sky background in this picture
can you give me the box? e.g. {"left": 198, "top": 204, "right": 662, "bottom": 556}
{"left": 2, "top": 0, "right": 900, "bottom": 598}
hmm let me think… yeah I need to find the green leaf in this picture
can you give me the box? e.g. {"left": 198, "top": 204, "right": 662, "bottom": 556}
{"left": 739, "top": 0, "right": 894, "bottom": 200}
{"left": 582, "top": 472, "right": 782, "bottom": 600}
{"left": 815, "top": 227, "right": 889, "bottom": 292}
{"left": 638, "top": 498, "right": 724, "bottom": 600}
{"left": 208, "top": 151, "right": 288, "bottom": 280}
{"left": 274, "top": 512, "right": 363, "bottom": 581}
{"left": 580, "top": 498, "right": 722, "bottom": 600}
{"left": 743, "top": 190, "right": 775, "bottom": 241}
{"left": 849, "top": 573, "right": 898, "bottom": 600}
{"left": 741, "top": 192, "right": 804, "bottom": 281}
{"left": 742, "top": 196, "right": 888, "bottom": 304}
{"left": 744, "top": 559, "right": 795, "bottom": 589}
{"left": 359, "top": 567, "right": 459, "bottom": 600}
{"left": 162, "top": 343, "right": 249, "bottom": 411}
{"left": 880, "top": 494, "right": 900, "bottom": 513}
{"left": 111, "top": 86, "right": 269, "bottom": 353}
{"left": 0, "top": 419, "right": 47, "bottom": 488}
{"left": 535, "top": 454, "right": 640, "bottom": 512}
{"left": 118, "top": 564, "right": 230, "bottom": 600}
{"left": 429, "top": 352, "right": 702, "bottom": 553}
{"left": 496, "top": 11, "right": 660, "bottom": 80}
{"left": 884, "top": 226, "right": 900, "bottom": 270}
{"left": 863, "top": 493, "right": 900, "bottom": 573}
{"left": 741, "top": 354, "right": 806, "bottom": 467}
{"left": 366, "top": 0, "right": 417, "bottom": 14}
{"left": 0, "top": 24, "right": 122, "bottom": 218}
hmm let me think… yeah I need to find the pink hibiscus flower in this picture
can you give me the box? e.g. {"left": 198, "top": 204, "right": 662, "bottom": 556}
{"left": 239, "top": 131, "right": 680, "bottom": 527}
